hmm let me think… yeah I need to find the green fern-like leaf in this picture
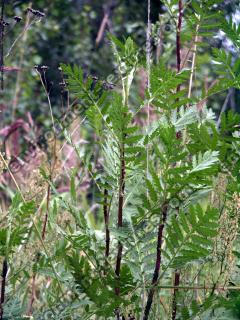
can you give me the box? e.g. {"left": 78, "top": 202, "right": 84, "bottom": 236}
{"left": 164, "top": 204, "right": 218, "bottom": 269}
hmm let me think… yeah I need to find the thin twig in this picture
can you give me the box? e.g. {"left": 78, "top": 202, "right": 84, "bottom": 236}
{"left": 176, "top": 0, "right": 183, "bottom": 74}
{"left": 172, "top": 2, "right": 183, "bottom": 318}
{"left": 12, "top": 5, "right": 32, "bottom": 117}
{"left": 27, "top": 273, "right": 36, "bottom": 315}
{"left": 158, "top": 285, "right": 240, "bottom": 291}
{"left": 103, "top": 188, "right": 110, "bottom": 261}
{"left": 28, "top": 69, "right": 58, "bottom": 314}
{"left": 0, "top": 152, "right": 25, "bottom": 199}
{"left": 146, "top": 0, "right": 151, "bottom": 180}
{"left": 115, "top": 148, "right": 125, "bottom": 295}
{"left": 5, "top": 15, "right": 42, "bottom": 59}
{"left": 0, "top": 0, "right": 5, "bottom": 90}
{"left": 188, "top": 24, "right": 199, "bottom": 100}
{"left": 217, "top": 90, "right": 232, "bottom": 129}
{"left": 172, "top": 271, "right": 180, "bottom": 320}
{"left": 96, "top": 0, "right": 118, "bottom": 45}
{"left": 96, "top": 12, "right": 109, "bottom": 45}
{"left": 0, "top": 259, "right": 7, "bottom": 320}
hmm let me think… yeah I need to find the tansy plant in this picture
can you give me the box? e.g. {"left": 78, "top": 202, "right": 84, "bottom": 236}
{"left": 1, "top": 0, "right": 240, "bottom": 319}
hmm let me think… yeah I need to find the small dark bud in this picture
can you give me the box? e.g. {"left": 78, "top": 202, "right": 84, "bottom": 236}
{"left": 160, "top": 4, "right": 167, "bottom": 14}
{"left": 59, "top": 82, "right": 66, "bottom": 87}
{"left": 176, "top": 131, "right": 182, "bottom": 140}
{"left": 103, "top": 82, "right": 115, "bottom": 90}
{"left": 14, "top": 16, "right": 22, "bottom": 23}
{"left": 165, "top": 24, "right": 171, "bottom": 32}
{"left": 3, "top": 21, "right": 10, "bottom": 27}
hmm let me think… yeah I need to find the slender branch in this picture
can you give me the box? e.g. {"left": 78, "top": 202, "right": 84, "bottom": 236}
{"left": 0, "top": 0, "right": 5, "bottom": 90}
{"left": 12, "top": 6, "right": 32, "bottom": 117}
{"left": 0, "top": 152, "right": 25, "bottom": 200}
{"left": 103, "top": 188, "right": 110, "bottom": 261}
{"left": 180, "top": 40, "right": 194, "bottom": 70}
{"left": 0, "top": 259, "right": 7, "bottom": 320}
{"left": 157, "top": 285, "right": 240, "bottom": 291}
{"left": 172, "top": 2, "right": 183, "bottom": 317}
{"left": 5, "top": 15, "right": 42, "bottom": 59}
{"left": 156, "top": 16, "right": 163, "bottom": 63}
{"left": 27, "top": 273, "right": 36, "bottom": 315}
{"left": 96, "top": 0, "right": 118, "bottom": 45}
{"left": 28, "top": 182, "right": 53, "bottom": 315}
{"left": 28, "top": 69, "right": 57, "bottom": 314}
{"left": 143, "top": 1, "right": 151, "bottom": 316}
{"left": 115, "top": 149, "right": 125, "bottom": 295}
{"left": 146, "top": 0, "right": 151, "bottom": 180}
{"left": 143, "top": 202, "right": 168, "bottom": 320}
{"left": 188, "top": 24, "right": 199, "bottom": 100}
{"left": 41, "top": 184, "right": 51, "bottom": 240}
{"left": 96, "top": 12, "right": 109, "bottom": 45}
{"left": 115, "top": 136, "right": 126, "bottom": 320}
{"left": 176, "top": 0, "right": 183, "bottom": 74}
{"left": 172, "top": 271, "right": 180, "bottom": 320}
{"left": 217, "top": 90, "right": 232, "bottom": 129}
{"left": 36, "top": 67, "right": 57, "bottom": 240}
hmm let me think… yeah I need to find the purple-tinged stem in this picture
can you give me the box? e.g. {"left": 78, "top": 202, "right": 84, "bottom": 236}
{"left": 143, "top": 202, "right": 168, "bottom": 320}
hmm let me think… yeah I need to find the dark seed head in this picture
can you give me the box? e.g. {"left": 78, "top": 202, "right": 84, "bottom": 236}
{"left": 36, "top": 11, "right": 45, "bottom": 17}
{"left": 14, "top": 16, "right": 22, "bottom": 23}
{"left": 26, "top": 8, "right": 45, "bottom": 17}
{"left": 31, "top": 9, "right": 38, "bottom": 15}
{"left": 103, "top": 82, "right": 115, "bottom": 90}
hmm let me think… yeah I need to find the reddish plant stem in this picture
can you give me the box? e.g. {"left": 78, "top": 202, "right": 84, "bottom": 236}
{"left": 173, "top": 2, "right": 183, "bottom": 318}
{"left": 115, "top": 152, "right": 125, "bottom": 291}
{"left": 143, "top": 202, "right": 168, "bottom": 320}
{"left": 176, "top": 0, "right": 183, "bottom": 74}
{"left": 27, "top": 273, "right": 36, "bottom": 316}
{"left": 41, "top": 184, "right": 51, "bottom": 240}
{"left": 0, "top": 259, "right": 8, "bottom": 320}
{"left": 103, "top": 188, "right": 110, "bottom": 260}
{"left": 115, "top": 152, "right": 125, "bottom": 320}
{"left": 172, "top": 271, "right": 180, "bottom": 320}
{"left": 172, "top": 208, "right": 181, "bottom": 320}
